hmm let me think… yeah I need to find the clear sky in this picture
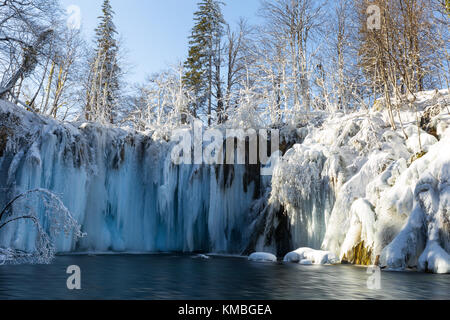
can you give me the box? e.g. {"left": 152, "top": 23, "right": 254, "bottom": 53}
{"left": 60, "top": 0, "right": 262, "bottom": 85}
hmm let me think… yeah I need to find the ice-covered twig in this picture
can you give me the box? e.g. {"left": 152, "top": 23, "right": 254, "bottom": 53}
{"left": 0, "top": 188, "right": 85, "bottom": 264}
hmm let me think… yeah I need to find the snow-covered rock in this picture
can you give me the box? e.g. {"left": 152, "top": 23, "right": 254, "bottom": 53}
{"left": 248, "top": 252, "right": 277, "bottom": 262}
{"left": 283, "top": 248, "right": 338, "bottom": 265}
{"left": 404, "top": 125, "right": 438, "bottom": 154}
{"left": 339, "top": 199, "right": 376, "bottom": 262}
{"left": 263, "top": 90, "right": 450, "bottom": 273}
{"left": 418, "top": 242, "right": 450, "bottom": 274}
{"left": 0, "top": 99, "right": 261, "bottom": 255}
{"left": 379, "top": 139, "right": 450, "bottom": 273}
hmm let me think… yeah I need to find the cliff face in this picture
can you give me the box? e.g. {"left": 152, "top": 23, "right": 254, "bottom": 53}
{"left": 0, "top": 89, "right": 449, "bottom": 273}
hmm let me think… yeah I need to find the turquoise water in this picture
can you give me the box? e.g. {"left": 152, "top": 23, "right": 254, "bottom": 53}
{"left": 0, "top": 255, "right": 448, "bottom": 300}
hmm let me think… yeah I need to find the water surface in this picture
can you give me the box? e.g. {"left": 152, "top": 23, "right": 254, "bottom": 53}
{"left": 0, "top": 255, "right": 448, "bottom": 300}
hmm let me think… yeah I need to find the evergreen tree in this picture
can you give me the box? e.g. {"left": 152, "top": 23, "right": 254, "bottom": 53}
{"left": 86, "top": 0, "right": 120, "bottom": 124}
{"left": 183, "top": 0, "right": 225, "bottom": 125}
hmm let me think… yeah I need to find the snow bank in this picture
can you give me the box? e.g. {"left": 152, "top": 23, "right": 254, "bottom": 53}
{"left": 264, "top": 90, "right": 450, "bottom": 273}
{"left": 283, "top": 248, "right": 338, "bottom": 265}
{"left": 248, "top": 252, "right": 277, "bottom": 262}
{"left": 1, "top": 89, "right": 449, "bottom": 273}
{"left": 418, "top": 242, "right": 450, "bottom": 274}
{"left": 379, "top": 139, "right": 450, "bottom": 273}
{"left": 404, "top": 125, "right": 438, "bottom": 154}
{"left": 336, "top": 125, "right": 448, "bottom": 273}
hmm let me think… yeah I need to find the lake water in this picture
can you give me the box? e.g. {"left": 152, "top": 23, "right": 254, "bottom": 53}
{"left": 0, "top": 254, "right": 448, "bottom": 300}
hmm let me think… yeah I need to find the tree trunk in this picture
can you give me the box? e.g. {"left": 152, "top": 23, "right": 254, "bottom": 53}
{"left": 0, "top": 30, "right": 53, "bottom": 99}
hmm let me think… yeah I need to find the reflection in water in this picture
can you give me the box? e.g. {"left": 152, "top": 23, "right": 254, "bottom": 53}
{"left": 0, "top": 255, "right": 448, "bottom": 300}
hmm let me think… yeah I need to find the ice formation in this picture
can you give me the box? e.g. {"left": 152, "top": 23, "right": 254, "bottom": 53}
{"left": 283, "top": 248, "right": 338, "bottom": 265}
{"left": 0, "top": 89, "right": 449, "bottom": 273}
{"left": 0, "top": 188, "right": 84, "bottom": 264}
{"left": 248, "top": 252, "right": 277, "bottom": 262}
{"left": 0, "top": 100, "right": 261, "bottom": 254}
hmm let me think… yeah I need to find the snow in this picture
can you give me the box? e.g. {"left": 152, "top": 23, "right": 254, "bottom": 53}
{"left": 378, "top": 128, "right": 450, "bottom": 273}
{"left": 418, "top": 241, "right": 450, "bottom": 274}
{"left": 283, "top": 248, "right": 338, "bottom": 265}
{"left": 339, "top": 199, "right": 376, "bottom": 260}
{"left": 248, "top": 252, "right": 277, "bottom": 262}
{"left": 404, "top": 125, "right": 438, "bottom": 154}
{"left": 1, "top": 89, "right": 449, "bottom": 272}
{"left": 269, "top": 144, "right": 332, "bottom": 249}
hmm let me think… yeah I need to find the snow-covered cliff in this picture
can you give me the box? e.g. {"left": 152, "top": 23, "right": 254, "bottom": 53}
{"left": 0, "top": 90, "right": 449, "bottom": 273}
{"left": 265, "top": 90, "right": 450, "bottom": 273}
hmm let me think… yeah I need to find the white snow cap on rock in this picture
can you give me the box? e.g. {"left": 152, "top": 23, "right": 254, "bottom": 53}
{"left": 339, "top": 199, "right": 376, "bottom": 260}
{"left": 248, "top": 252, "right": 277, "bottom": 262}
{"left": 269, "top": 91, "right": 450, "bottom": 274}
{"left": 283, "top": 248, "right": 339, "bottom": 265}
{"left": 379, "top": 129, "right": 450, "bottom": 274}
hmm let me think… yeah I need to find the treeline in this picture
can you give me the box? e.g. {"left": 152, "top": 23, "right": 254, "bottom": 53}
{"left": 0, "top": 0, "right": 449, "bottom": 130}
{"left": 0, "top": 0, "right": 123, "bottom": 123}
{"left": 0, "top": 0, "right": 84, "bottom": 119}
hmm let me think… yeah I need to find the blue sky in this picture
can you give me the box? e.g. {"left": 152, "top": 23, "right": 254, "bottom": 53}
{"left": 61, "top": 0, "right": 262, "bottom": 85}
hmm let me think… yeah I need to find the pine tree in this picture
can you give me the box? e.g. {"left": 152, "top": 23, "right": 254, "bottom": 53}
{"left": 183, "top": 0, "right": 225, "bottom": 125}
{"left": 86, "top": 0, "right": 120, "bottom": 124}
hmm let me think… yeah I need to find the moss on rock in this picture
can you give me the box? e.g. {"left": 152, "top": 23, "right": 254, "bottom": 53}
{"left": 342, "top": 241, "right": 373, "bottom": 266}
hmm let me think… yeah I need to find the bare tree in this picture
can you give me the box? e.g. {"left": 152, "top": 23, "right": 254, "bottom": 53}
{"left": 224, "top": 19, "right": 255, "bottom": 118}
{"left": 0, "top": 29, "right": 53, "bottom": 99}
{"left": 0, "top": 189, "right": 84, "bottom": 264}
{"left": 0, "top": 0, "right": 59, "bottom": 101}
{"left": 357, "top": 0, "right": 446, "bottom": 129}
{"left": 259, "top": 0, "right": 325, "bottom": 119}
{"left": 128, "top": 65, "right": 194, "bottom": 132}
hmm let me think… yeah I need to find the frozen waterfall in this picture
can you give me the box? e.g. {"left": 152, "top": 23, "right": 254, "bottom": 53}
{"left": 0, "top": 101, "right": 263, "bottom": 254}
